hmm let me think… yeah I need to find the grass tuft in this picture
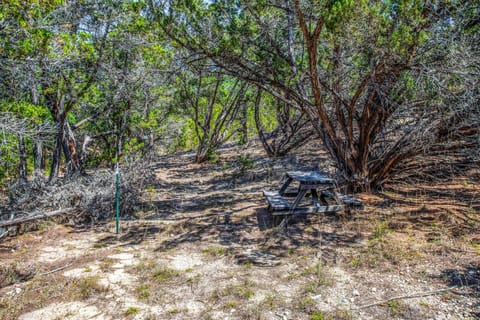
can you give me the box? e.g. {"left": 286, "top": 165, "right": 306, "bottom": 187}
{"left": 201, "top": 246, "right": 228, "bottom": 257}
{"left": 125, "top": 306, "right": 140, "bottom": 315}
{"left": 75, "top": 275, "right": 107, "bottom": 298}
{"left": 301, "top": 262, "right": 334, "bottom": 288}
{"left": 153, "top": 266, "right": 180, "bottom": 283}
{"left": 135, "top": 284, "right": 151, "bottom": 300}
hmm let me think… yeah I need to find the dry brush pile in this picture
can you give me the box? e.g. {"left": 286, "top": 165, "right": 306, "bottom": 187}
{"left": 1, "top": 158, "right": 155, "bottom": 232}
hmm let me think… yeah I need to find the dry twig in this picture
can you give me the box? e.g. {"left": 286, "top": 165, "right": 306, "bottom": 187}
{"left": 40, "top": 262, "right": 74, "bottom": 276}
{"left": 354, "top": 286, "right": 459, "bottom": 310}
{"left": 0, "top": 208, "right": 77, "bottom": 228}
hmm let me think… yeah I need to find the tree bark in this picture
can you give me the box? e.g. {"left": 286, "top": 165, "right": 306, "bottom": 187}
{"left": 48, "top": 111, "right": 79, "bottom": 181}
{"left": 239, "top": 101, "right": 248, "bottom": 145}
{"left": 18, "top": 134, "right": 27, "bottom": 182}
{"left": 33, "top": 139, "right": 44, "bottom": 180}
{"left": 79, "top": 135, "right": 93, "bottom": 174}
{"left": 63, "top": 122, "right": 79, "bottom": 175}
{"left": 49, "top": 124, "right": 63, "bottom": 182}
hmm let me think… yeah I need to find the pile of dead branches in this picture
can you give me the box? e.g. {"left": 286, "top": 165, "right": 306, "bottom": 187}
{"left": 2, "top": 158, "right": 155, "bottom": 228}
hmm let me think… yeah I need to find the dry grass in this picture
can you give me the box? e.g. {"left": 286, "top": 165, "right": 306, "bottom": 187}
{"left": 0, "top": 273, "right": 109, "bottom": 320}
{"left": 75, "top": 275, "right": 108, "bottom": 298}
{"left": 301, "top": 262, "right": 335, "bottom": 289}
{"left": 0, "top": 263, "right": 35, "bottom": 288}
{"left": 209, "top": 279, "right": 257, "bottom": 306}
{"left": 0, "top": 144, "right": 478, "bottom": 320}
{"left": 98, "top": 258, "right": 115, "bottom": 272}
{"left": 201, "top": 245, "right": 229, "bottom": 258}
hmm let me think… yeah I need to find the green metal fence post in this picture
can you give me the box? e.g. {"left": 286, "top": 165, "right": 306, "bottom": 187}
{"left": 115, "top": 163, "right": 120, "bottom": 234}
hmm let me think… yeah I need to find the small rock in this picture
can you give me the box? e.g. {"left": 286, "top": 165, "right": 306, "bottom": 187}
{"left": 311, "top": 294, "right": 322, "bottom": 300}
{"left": 7, "top": 287, "right": 22, "bottom": 296}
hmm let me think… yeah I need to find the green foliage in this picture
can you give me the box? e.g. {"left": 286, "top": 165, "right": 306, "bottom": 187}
{"left": 125, "top": 306, "right": 140, "bottom": 316}
{"left": 135, "top": 284, "right": 151, "bottom": 300}
{"left": 158, "top": 0, "right": 480, "bottom": 188}
{"left": 0, "top": 101, "right": 51, "bottom": 123}
{"left": 172, "top": 71, "right": 253, "bottom": 161}
{"left": 256, "top": 92, "right": 279, "bottom": 133}
{"left": 310, "top": 311, "right": 329, "bottom": 320}
{"left": 324, "top": 0, "right": 357, "bottom": 31}
{"left": 237, "top": 154, "right": 255, "bottom": 173}
{"left": 0, "top": 147, "right": 19, "bottom": 182}
{"left": 0, "top": 101, "right": 52, "bottom": 182}
{"left": 373, "top": 221, "right": 390, "bottom": 239}
{"left": 201, "top": 246, "right": 228, "bottom": 257}
{"left": 0, "top": 0, "right": 476, "bottom": 187}
{"left": 172, "top": 118, "right": 198, "bottom": 152}
{"left": 152, "top": 266, "right": 180, "bottom": 283}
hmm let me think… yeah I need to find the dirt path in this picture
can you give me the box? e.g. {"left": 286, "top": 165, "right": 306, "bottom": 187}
{"left": 1, "top": 143, "right": 479, "bottom": 319}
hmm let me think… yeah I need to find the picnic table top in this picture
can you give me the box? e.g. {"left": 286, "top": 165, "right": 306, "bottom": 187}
{"left": 286, "top": 171, "right": 335, "bottom": 184}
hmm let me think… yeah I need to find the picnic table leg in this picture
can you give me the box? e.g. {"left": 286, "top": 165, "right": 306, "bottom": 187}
{"left": 311, "top": 189, "right": 319, "bottom": 208}
{"left": 332, "top": 191, "right": 343, "bottom": 205}
{"left": 319, "top": 191, "right": 329, "bottom": 205}
{"left": 278, "top": 216, "right": 290, "bottom": 229}
{"left": 279, "top": 188, "right": 308, "bottom": 229}
{"left": 278, "top": 176, "right": 293, "bottom": 196}
{"left": 331, "top": 190, "right": 352, "bottom": 214}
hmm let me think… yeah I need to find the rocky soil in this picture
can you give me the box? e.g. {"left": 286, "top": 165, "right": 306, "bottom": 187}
{"left": 1, "top": 142, "right": 479, "bottom": 319}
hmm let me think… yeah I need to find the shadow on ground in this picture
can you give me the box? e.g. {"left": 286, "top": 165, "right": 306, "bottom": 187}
{"left": 146, "top": 205, "right": 365, "bottom": 266}
{"left": 436, "top": 265, "right": 480, "bottom": 318}
{"left": 96, "top": 224, "right": 165, "bottom": 246}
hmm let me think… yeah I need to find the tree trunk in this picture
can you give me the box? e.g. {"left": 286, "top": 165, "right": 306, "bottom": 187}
{"left": 195, "top": 138, "right": 210, "bottom": 163}
{"left": 18, "top": 134, "right": 27, "bottom": 182}
{"left": 49, "top": 118, "right": 80, "bottom": 181}
{"left": 63, "top": 122, "right": 79, "bottom": 175}
{"left": 49, "top": 124, "right": 63, "bottom": 182}
{"left": 79, "top": 135, "right": 93, "bottom": 174}
{"left": 239, "top": 102, "right": 248, "bottom": 145}
{"left": 33, "top": 139, "right": 44, "bottom": 180}
{"left": 254, "top": 89, "right": 312, "bottom": 157}
{"left": 254, "top": 90, "right": 275, "bottom": 157}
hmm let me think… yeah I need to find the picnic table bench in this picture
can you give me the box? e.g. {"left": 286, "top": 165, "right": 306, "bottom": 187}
{"left": 263, "top": 171, "right": 362, "bottom": 226}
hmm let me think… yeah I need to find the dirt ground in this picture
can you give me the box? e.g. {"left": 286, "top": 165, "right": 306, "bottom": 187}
{"left": 0, "top": 141, "right": 479, "bottom": 320}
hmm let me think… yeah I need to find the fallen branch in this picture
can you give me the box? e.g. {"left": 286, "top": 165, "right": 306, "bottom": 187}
{"left": 354, "top": 286, "right": 458, "bottom": 310}
{"left": 0, "top": 208, "right": 78, "bottom": 228}
{"left": 40, "top": 262, "right": 74, "bottom": 276}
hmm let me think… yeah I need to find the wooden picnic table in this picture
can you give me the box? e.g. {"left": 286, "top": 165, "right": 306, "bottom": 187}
{"left": 263, "top": 171, "right": 362, "bottom": 226}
